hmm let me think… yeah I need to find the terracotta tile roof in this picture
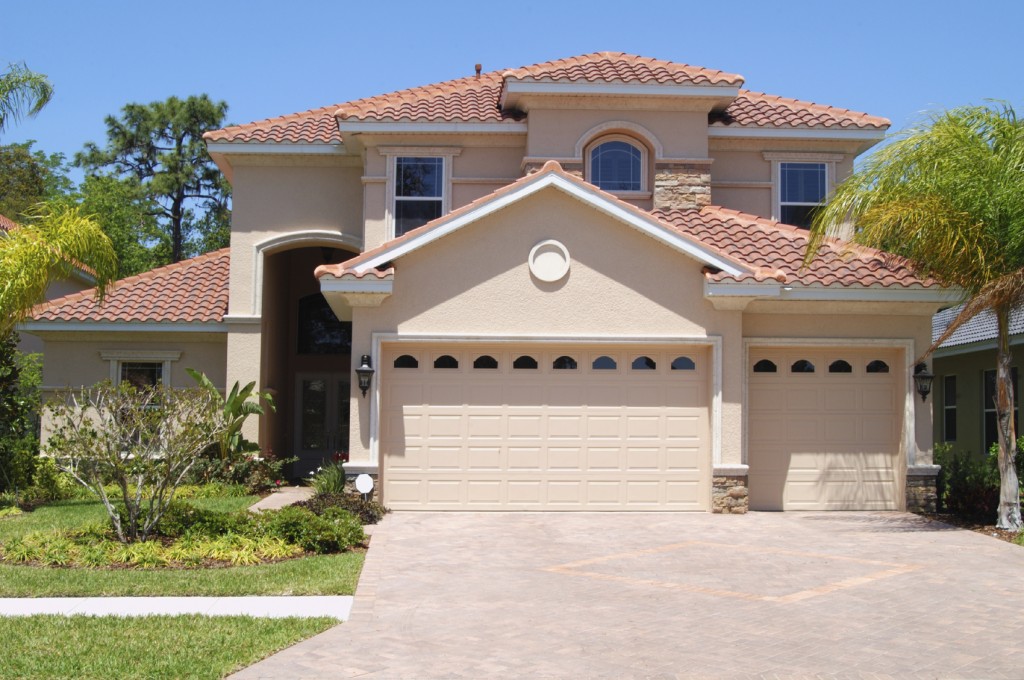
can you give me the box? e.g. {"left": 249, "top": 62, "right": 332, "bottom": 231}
{"left": 32, "top": 248, "right": 230, "bottom": 323}
{"left": 208, "top": 53, "right": 882, "bottom": 142}
{"left": 656, "top": 207, "right": 936, "bottom": 288}
{"left": 711, "top": 90, "right": 890, "bottom": 130}
{"left": 0, "top": 213, "right": 17, "bottom": 232}
{"left": 500, "top": 52, "right": 743, "bottom": 87}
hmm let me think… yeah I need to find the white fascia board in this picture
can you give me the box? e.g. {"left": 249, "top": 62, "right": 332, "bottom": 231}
{"left": 319, "top": 278, "right": 394, "bottom": 294}
{"left": 352, "top": 172, "right": 748, "bottom": 277}
{"left": 205, "top": 142, "right": 343, "bottom": 155}
{"left": 708, "top": 127, "right": 886, "bottom": 141}
{"left": 704, "top": 281, "right": 782, "bottom": 298}
{"left": 336, "top": 122, "right": 528, "bottom": 134}
{"left": 19, "top": 321, "right": 227, "bottom": 333}
{"left": 504, "top": 81, "right": 740, "bottom": 99}
{"left": 705, "top": 281, "right": 960, "bottom": 303}
{"left": 933, "top": 335, "right": 1024, "bottom": 358}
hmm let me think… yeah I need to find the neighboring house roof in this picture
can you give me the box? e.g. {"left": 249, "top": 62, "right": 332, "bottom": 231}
{"left": 0, "top": 213, "right": 17, "bottom": 232}
{"left": 205, "top": 52, "right": 887, "bottom": 144}
{"left": 317, "top": 161, "right": 933, "bottom": 292}
{"left": 933, "top": 305, "right": 1024, "bottom": 349}
{"left": 31, "top": 248, "right": 230, "bottom": 323}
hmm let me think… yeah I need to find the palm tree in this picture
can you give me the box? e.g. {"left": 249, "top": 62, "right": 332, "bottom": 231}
{"left": 0, "top": 62, "right": 54, "bottom": 133}
{"left": 0, "top": 203, "right": 117, "bottom": 335}
{"left": 807, "top": 102, "right": 1024, "bottom": 529}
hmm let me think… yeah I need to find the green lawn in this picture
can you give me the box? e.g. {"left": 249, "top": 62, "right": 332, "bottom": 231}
{"left": 0, "top": 615, "right": 337, "bottom": 679}
{"left": 0, "top": 496, "right": 364, "bottom": 596}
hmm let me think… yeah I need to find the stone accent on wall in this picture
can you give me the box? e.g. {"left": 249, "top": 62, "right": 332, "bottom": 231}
{"left": 906, "top": 465, "right": 940, "bottom": 514}
{"left": 653, "top": 161, "right": 712, "bottom": 211}
{"left": 712, "top": 466, "right": 749, "bottom": 514}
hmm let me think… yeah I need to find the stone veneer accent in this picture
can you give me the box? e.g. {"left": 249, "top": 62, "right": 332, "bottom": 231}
{"left": 906, "top": 465, "right": 940, "bottom": 513}
{"left": 653, "top": 161, "right": 712, "bottom": 211}
{"left": 712, "top": 470, "right": 749, "bottom": 514}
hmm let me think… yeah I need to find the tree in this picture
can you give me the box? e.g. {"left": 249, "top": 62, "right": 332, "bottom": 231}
{"left": 0, "top": 62, "right": 53, "bottom": 134}
{"left": 75, "top": 174, "right": 161, "bottom": 277}
{"left": 76, "top": 95, "right": 231, "bottom": 264}
{"left": 0, "top": 142, "right": 73, "bottom": 218}
{"left": 0, "top": 202, "right": 118, "bottom": 335}
{"left": 808, "top": 102, "right": 1024, "bottom": 530}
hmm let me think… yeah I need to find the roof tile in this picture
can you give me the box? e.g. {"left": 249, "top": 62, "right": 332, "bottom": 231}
{"left": 711, "top": 91, "right": 890, "bottom": 130}
{"left": 32, "top": 249, "right": 229, "bottom": 323}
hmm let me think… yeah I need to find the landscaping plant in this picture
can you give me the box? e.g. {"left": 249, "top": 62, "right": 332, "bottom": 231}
{"left": 187, "top": 368, "right": 275, "bottom": 462}
{"left": 45, "top": 381, "right": 227, "bottom": 543}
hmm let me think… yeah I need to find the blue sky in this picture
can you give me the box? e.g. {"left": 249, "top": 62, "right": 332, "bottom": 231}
{"left": 4, "top": 0, "right": 1023, "bottom": 179}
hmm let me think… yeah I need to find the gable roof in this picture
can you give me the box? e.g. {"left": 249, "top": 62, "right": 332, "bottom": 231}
{"left": 206, "top": 53, "right": 887, "bottom": 144}
{"left": 30, "top": 249, "right": 229, "bottom": 324}
{"left": 316, "top": 161, "right": 750, "bottom": 281}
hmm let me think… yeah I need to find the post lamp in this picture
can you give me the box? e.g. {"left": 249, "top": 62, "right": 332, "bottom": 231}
{"left": 355, "top": 354, "right": 375, "bottom": 397}
{"left": 913, "top": 363, "right": 934, "bottom": 402}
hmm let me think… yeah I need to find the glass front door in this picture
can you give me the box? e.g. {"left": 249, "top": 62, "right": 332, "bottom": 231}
{"left": 294, "top": 373, "right": 350, "bottom": 478}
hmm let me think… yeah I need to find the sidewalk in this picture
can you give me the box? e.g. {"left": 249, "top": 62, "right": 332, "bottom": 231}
{"left": 247, "top": 486, "right": 314, "bottom": 512}
{"left": 0, "top": 596, "right": 352, "bottom": 619}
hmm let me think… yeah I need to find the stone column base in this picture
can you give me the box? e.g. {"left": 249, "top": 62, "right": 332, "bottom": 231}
{"left": 906, "top": 465, "right": 940, "bottom": 513}
{"left": 712, "top": 465, "right": 749, "bottom": 514}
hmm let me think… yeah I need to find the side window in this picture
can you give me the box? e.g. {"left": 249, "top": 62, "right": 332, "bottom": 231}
{"left": 297, "top": 293, "right": 352, "bottom": 355}
{"left": 942, "top": 375, "right": 957, "bottom": 443}
{"left": 983, "top": 368, "right": 1019, "bottom": 452}
{"left": 395, "top": 157, "right": 444, "bottom": 237}
{"left": 588, "top": 138, "right": 644, "bottom": 192}
{"left": 119, "top": 362, "right": 163, "bottom": 389}
{"left": 779, "top": 162, "right": 826, "bottom": 229}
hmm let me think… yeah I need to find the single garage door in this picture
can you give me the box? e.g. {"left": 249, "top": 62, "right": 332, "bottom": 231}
{"left": 380, "top": 344, "right": 710, "bottom": 510}
{"left": 747, "top": 347, "right": 904, "bottom": 511}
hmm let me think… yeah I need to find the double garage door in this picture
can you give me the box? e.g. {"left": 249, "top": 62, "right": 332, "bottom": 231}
{"left": 380, "top": 344, "right": 710, "bottom": 510}
{"left": 747, "top": 347, "right": 904, "bottom": 511}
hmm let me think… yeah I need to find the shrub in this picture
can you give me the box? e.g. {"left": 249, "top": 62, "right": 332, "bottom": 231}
{"left": 187, "top": 451, "right": 295, "bottom": 494}
{"left": 308, "top": 461, "right": 347, "bottom": 495}
{"left": 150, "top": 501, "right": 251, "bottom": 540}
{"left": 252, "top": 506, "right": 364, "bottom": 554}
{"left": 934, "top": 439, "right": 1024, "bottom": 520}
{"left": 295, "top": 492, "right": 389, "bottom": 525}
{"left": 0, "top": 335, "right": 42, "bottom": 496}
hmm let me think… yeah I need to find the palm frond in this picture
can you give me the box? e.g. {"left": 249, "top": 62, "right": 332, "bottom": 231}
{"left": 0, "top": 62, "right": 54, "bottom": 132}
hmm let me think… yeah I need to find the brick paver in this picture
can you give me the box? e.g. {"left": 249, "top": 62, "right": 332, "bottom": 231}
{"left": 233, "top": 512, "right": 1024, "bottom": 679}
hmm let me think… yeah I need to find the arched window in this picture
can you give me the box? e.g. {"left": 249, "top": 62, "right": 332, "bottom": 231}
{"left": 592, "top": 356, "right": 617, "bottom": 370}
{"left": 866, "top": 360, "right": 890, "bottom": 374}
{"left": 791, "top": 360, "right": 815, "bottom": 373}
{"left": 828, "top": 360, "right": 853, "bottom": 373}
{"left": 297, "top": 293, "right": 351, "bottom": 355}
{"left": 671, "top": 356, "right": 696, "bottom": 371}
{"left": 393, "top": 354, "right": 418, "bottom": 368}
{"left": 753, "top": 359, "right": 777, "bottom": 373}
{"left": 553, "top": 356, "right": 577, "bottom": 370}
{"left": 513, "top": 355, "right": 538, "bottom": 370}
{"left": 632, "top": 356, "right": 656, "bottom": 370}
{"left": 588, "top": 138, "right": 644, "bottom": 192}
{"left": 433, "top": 355, "right": 459, "bottom": 369}
{"left": 473, "top": 355, "right": 498, "bottom": 369}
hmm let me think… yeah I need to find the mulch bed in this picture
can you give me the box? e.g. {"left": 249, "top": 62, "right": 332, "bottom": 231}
{"left": 918, "top": 512, "right": 1022, "bottom": 544}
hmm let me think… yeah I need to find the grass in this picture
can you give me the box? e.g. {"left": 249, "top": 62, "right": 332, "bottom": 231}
{"left": 0, "top": 495, "right": 365, "bottom": 596}
{"left": 0, "top": 614, "right": 337, "bottom": 679}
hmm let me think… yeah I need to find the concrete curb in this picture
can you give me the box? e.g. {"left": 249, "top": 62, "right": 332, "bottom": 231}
{"left": 0, "top": 596, "right": 353, "bottom": 619}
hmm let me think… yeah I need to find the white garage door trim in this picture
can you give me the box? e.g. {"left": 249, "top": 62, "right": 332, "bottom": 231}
{"left": 743, "top": 337, "right": 916, "bottom": 511}
{"left": 365, "top": 334, "right": 723, "bottom": 475}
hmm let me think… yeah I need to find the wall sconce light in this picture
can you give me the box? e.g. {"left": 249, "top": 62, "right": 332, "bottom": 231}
{"left": 913, "top": 363, "right": 934, "bottom": 402}
{"left": 355, "top": 354, "right": 374, "bottom": 398}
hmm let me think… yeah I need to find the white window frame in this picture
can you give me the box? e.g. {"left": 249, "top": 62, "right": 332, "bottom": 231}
{"left": 764, "top": 152, "right": 844, "bottom": 226}
{"left": 99, "top": 350, "right": 180, "bottom": 386}
{"left": 380, "top": 146, "right": 460, "bottom": 240}
{"left": 942, "top": 374, "right": 957, "bottom": 443}
{"left": 585, "top": 134, "right": 648, "bottom": 197}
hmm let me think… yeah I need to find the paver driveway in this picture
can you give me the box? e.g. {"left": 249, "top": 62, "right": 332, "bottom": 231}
{"left": 234, "top": 512, "right": 1024, "bottom": 679}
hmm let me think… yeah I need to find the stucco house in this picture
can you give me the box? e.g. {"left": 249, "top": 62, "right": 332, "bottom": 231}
{"left": 25, "top": 52, "right": 959, "bottom": 513}
{"left": 932, "top": 305, "right": 1023, "bottom": 456}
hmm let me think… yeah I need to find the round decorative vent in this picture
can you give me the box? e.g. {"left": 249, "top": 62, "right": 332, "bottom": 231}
{"left": 528, "top": 239, "right": 570, "bottom": 282}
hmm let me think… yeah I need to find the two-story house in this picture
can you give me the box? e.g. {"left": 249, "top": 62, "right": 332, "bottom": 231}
{"left": 27, "top": 53, "right": 957, "bottom": 513}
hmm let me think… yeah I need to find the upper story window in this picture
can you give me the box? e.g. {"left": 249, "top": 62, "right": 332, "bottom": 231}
{"left": 779, "top": 162, "right": 826, "bottom": 228}
{"left": 395, "top": 157, "right": 444, "bottom": 237}
{"left": 587, "top": 136, "right": 645, "bottom": 193}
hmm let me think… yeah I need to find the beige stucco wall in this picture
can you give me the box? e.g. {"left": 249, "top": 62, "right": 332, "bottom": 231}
{"left": 933, "top": 344, "right": 1024, "bottom": 456}
{"left": 347, "top": 185, "right": 744, "bottom": 467}
{"left": 526, "top": 109, "right": 709, "bottom": 159}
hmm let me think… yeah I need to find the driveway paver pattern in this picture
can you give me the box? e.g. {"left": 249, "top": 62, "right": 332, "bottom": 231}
{"left": 233, "top": 512, "right": 1024, "bottom": 679}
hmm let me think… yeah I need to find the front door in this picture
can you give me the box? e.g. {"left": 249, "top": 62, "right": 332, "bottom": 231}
{"left": 294, "top": 373, "right": 350, "bottom": 478}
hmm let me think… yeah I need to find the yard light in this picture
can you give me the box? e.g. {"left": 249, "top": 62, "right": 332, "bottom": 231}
{"left": 355, "top": 354, "right": 375, "bottom": 397}
{"left": 913, "top": 363, "right": 934, "bottom": 402}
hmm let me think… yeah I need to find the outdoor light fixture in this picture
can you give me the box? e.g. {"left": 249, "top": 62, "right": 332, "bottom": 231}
{"left": 355, "top": 354, "right": 374, "bottom": 398}
{"left": 913, "top": 363, "right": 934, "bottom": 402}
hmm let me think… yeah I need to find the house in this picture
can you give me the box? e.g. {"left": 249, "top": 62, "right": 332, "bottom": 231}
{"left": 932, "top": 305, "right": 1024, "bottom": 456}
{"left": 25, "top": 52, "right": 959, "bottom": 513}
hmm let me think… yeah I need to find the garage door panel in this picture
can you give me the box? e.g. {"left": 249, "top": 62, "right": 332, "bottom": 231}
{"left": 748, "top": 347, "right": 902, "bottom": 511}
{"left": 382, "top": 344, "right": 710, "bottom": 510}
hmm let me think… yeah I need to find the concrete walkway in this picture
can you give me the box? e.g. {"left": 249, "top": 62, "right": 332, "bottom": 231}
{"left": 248, "top": 485, "right": 314, "bottom": 512}
{"left": 0, "top": 596, "right": 353, "bottom": 619}
{"left": 234, "top": 511, "right": 1024, "bottom": 679}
